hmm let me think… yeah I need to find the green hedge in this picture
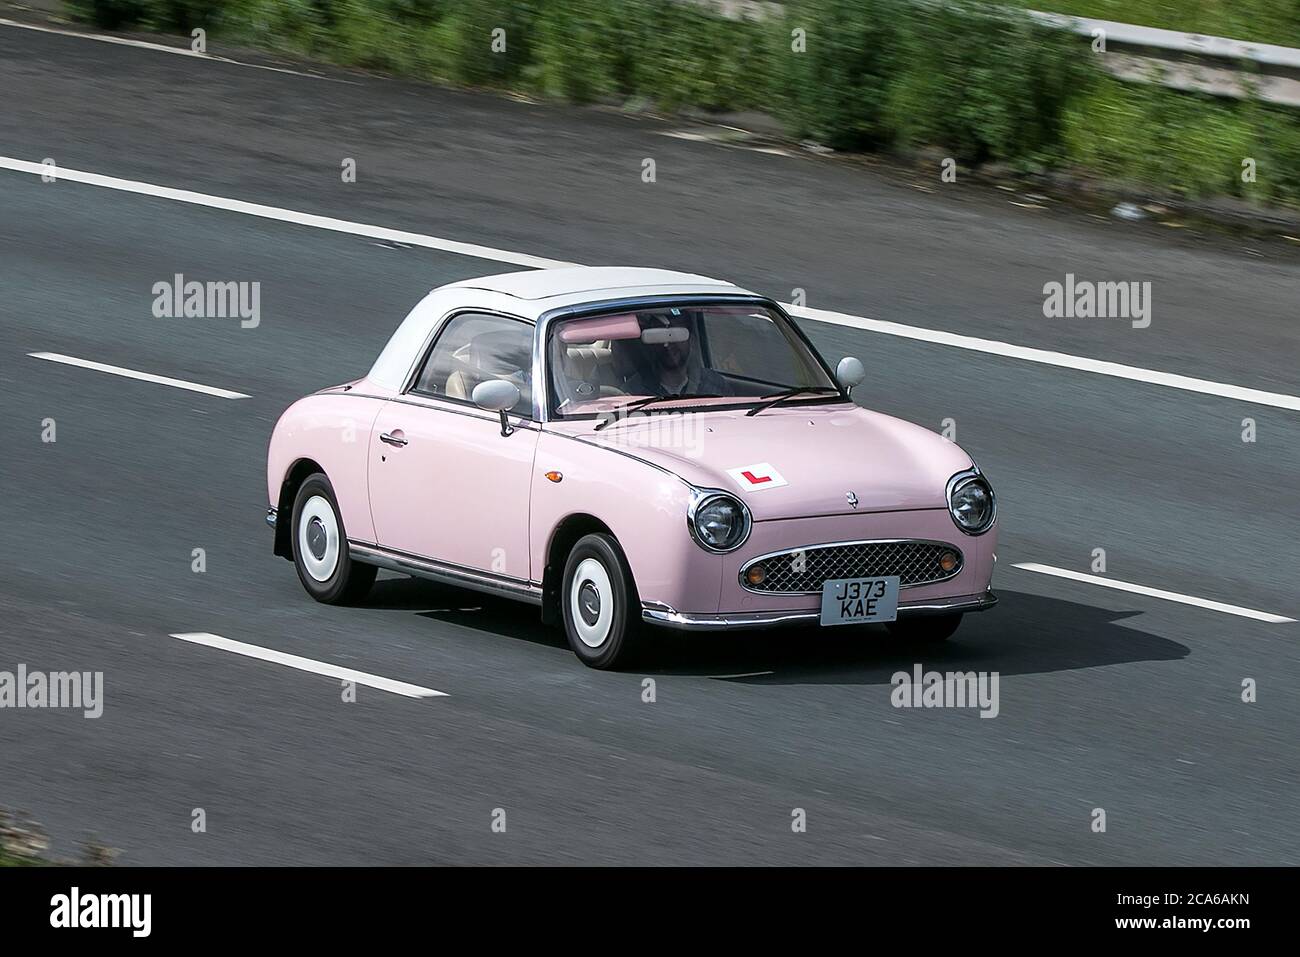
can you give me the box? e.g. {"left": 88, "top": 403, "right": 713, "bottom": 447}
{"left": 64, "top": 0, "right": 1300, "bottom": 209}
{"left": 1062, "top": 77, "right": 1300, "bottom": 206}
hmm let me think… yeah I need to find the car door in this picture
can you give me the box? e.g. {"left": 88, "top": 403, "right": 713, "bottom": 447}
{"left": 367, "top": 312, "right": 539, "bottom": 583}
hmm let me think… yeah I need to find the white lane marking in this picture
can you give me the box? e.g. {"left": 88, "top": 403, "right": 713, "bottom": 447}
{"left": 29, "top": 352, "right": 250, "bottom": 399}
{"left": 0, "top": 157, "right": 570, "bottom": 269}
{"left": 788, "top": 304, "right": 1300, "bottom": 413}
{"left": 1012, "top": 563, "right": 1296, "bottom": 623}
{"left": 169, "top": 632, "right": 447, "bottom": 698}
{"left": 0, "top": 18, "right": 348, "bottom": 81}
{"left": 4, "top": 156, "right": 1299, "bottom": 412}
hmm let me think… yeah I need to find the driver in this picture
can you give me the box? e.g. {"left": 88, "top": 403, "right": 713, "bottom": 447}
{"left": 623, "top": 311, "right": 730, "bottom": 397}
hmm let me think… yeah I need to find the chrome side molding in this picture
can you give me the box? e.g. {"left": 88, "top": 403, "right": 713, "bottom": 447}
{"left": 348, "top": 542, "right": 543, "bottom": 605}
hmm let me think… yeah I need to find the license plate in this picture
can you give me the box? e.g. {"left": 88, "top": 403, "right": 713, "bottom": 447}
{"left": 820, "top": 576, "right": 900, "bottom": 626}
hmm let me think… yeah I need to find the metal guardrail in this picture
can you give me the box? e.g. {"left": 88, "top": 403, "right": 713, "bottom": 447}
{"left": 1027, "top": 11, "right": 1300, "bottom": 108}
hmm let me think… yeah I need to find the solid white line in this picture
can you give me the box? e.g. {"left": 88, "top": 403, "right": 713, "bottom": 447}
{"left": 786, "top": 304, "right": 1300, "bottom": 412}
{"left": 1012, "top": 563, "right": 1296, "bottom": 623}
{"left": 0, "top": 18, "right": 346, "bottom": 81}
{"left": 29, "top": 352, "right": 250, "bottom": 399}
{"left": 5, "top": 155, "right": 1299, "bottom": 412}
{"left": 169, "top": 633, "right": 447, "bottom": 698}
{"left": 0, "top": 158, "right": 571, "bottom": 269}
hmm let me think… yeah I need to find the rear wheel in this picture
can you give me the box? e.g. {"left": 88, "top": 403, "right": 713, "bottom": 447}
{"left": 561, "top": 533, "right": 641, "bottom": 669}
{"left": 291, "top": 473, "right": 376, "bottom": 605}
{"left": 886, "top": 613, "right": 963, "bottom": 642}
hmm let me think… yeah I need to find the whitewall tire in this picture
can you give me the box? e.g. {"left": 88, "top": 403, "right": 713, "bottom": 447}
{"left": 290, "top": 473, "right": 377, "bottom": 605}
{"left": 561, "top": 533, "right": 641, "bottom": 669}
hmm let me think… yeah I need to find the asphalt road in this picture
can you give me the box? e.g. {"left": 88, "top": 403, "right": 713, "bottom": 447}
{"left": 1, "top": 21, "right": 1297, "bottom": 866}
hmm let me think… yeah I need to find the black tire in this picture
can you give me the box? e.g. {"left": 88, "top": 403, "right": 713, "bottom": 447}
{"left": 290, "top": 473, "right": 377, "bottom": 605}
{"left": 886, "top": 612, "right": 963, "bottom": 642}
{"left": 561, "top": 533, "right": 642, "bottom": 669}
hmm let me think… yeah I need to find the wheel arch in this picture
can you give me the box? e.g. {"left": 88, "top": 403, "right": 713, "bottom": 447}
{"left": 542, "top": 513, "right": 632, "bottom": 625}
{"left": 274, "top": 457, "right": 325, "bottom": 559}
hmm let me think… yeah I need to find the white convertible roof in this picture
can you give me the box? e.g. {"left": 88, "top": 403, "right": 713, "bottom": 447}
{"left": 443, "top": 266, "right": 742, "bottom": 301}
{"left": 367, "top": 266, "right": 756, "bottom": 390}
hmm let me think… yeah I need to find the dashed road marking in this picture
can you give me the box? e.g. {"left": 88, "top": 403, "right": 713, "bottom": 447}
{"left": 29, "top": 352, "right": 250, "bottom": 399}
{"left": 169, "top": 632, "right": 448, "bottom": 698}
{"left": 1012, "top": 563, "right": 1296, "bottom": 623}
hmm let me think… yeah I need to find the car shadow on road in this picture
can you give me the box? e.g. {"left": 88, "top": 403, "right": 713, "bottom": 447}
{"left": 365, "top": 575, "right": 569, "bottom": 649}
{"left": 365, "top": 577, "right": 1188, "bottom": 684}
{"left": 645, "top": 590, "right": 1189, "bottom": 685}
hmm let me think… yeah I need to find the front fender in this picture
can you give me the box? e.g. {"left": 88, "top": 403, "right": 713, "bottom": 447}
{"left": 530, "top": 432, "right": 724, "bottom": 614}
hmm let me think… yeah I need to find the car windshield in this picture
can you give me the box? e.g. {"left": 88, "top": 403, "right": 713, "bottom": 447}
{"left": 547, "top": 304, "right": 839, "bottom": 418}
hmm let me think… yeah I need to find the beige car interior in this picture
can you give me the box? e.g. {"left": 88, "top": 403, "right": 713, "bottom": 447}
{"left": 439, "top": 329, "right": 533, "bottom": 408}
{"left": 552, "top": 323, "right": 718, "bottom": 406}
{"left": 559, "top": 341, "right": 621, "bottom": 399}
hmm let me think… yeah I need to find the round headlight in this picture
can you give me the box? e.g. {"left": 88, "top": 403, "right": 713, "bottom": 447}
{"left": 948, "top": 473, "right": 995, "bottom": 534}
{"left": 689, "top": 492, "right": 751, "bottom": 552}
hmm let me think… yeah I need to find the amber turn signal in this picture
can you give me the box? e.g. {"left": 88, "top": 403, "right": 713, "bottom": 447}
{"left": 746, "top": 564, "right": 767, "bottom": 586}
{"left": 939, "top": 551, "right": 958, "bottom": 573}
{"left": 545, "top": 471, "right": 563, "bottom": 483}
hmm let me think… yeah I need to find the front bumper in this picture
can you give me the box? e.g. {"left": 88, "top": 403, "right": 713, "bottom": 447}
{"left": 641, "top": 590, "right": 997, "bottom": 631}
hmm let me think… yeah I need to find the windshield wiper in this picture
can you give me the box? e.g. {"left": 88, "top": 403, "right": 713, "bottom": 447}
{"left": 745, "top": 386, "right": 841, "bottom": 417}
{"left": 593, "top": 393, "right": 721, "bottom": 431}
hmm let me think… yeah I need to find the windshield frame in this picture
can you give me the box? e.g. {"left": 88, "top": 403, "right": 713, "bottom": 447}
{"left": 537, "top": 294, "right": 847, "bottom": 423}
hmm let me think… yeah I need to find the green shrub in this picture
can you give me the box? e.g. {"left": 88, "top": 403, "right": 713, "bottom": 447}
{"left": 68, "top": 0, "right": 322, "bottom": 41}
{"left": 1253, "top": 108, "right": 1300, "bottom": 208}
{"left": 1062, "top": 76, "right": 1300, "bottom": 206}
{"left": 777, "top": 0, "right": 904, "bottom": 149}
{"left": 635, "top": 2, "right": 769, "bottom": 111}
{"left": 776, "top": 0, "right": 1087, "bottom": 160}
{"left": 884, "top": 1, "right": 1088, "bottom": 163}
{"left": 528, "top": 0, "right": 623, "bottom": 101}
{"left": 65, "top": 0, "right": 152, "bottom": 29}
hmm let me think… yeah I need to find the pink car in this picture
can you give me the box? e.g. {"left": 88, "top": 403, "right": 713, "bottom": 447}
{"left": 266, "top": 267, "right": 997, "bottom": 668}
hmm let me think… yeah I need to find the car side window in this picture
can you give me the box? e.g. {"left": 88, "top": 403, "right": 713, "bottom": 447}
{"left": 411, "top": 313, "right": 534, "bottom": 414}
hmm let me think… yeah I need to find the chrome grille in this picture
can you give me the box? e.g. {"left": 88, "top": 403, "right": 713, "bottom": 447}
{"left": 741, "top": 540, "right": 962, "bottom": 593}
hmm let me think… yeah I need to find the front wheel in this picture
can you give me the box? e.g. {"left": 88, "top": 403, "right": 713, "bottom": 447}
{"left": 561, "top": 533, "right": 641, "bottom": 669}
{"left": 886, "top": 612, "right": 963, "bottom": 642}
{"left": 291, "top": 473, "right": 377, "bottom": 605}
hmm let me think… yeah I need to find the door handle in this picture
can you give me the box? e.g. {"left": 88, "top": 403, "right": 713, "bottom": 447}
{"left": 380, "top": 431, "right": 408, "bottom": 447}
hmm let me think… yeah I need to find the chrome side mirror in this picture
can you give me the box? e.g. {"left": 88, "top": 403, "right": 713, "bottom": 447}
{"left": 836, "top": 356, "right": 866, "bottom": 393}
{"left": 472, "top": 379, "right": 521, "bottom": 436}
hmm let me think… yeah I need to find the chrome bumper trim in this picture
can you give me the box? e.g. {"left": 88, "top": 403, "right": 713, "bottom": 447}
{"left": 266, "top": 507, "right": 277, "bottom": 529}
{"left": 641, "top": 591, "right": 998, "bottom": 631}
{"left": 349, "top": 542, "right": 543, "bottom": 606}
{"left": 895, "top": 592, "right": 999, "bottom": 616}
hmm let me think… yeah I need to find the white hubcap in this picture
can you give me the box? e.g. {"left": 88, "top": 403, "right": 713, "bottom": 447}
{"left": 298, "top": 494, "right": 340, "bottom": 583}
{"left": 570, "top": 557, "right": 614, "bottom": 649}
